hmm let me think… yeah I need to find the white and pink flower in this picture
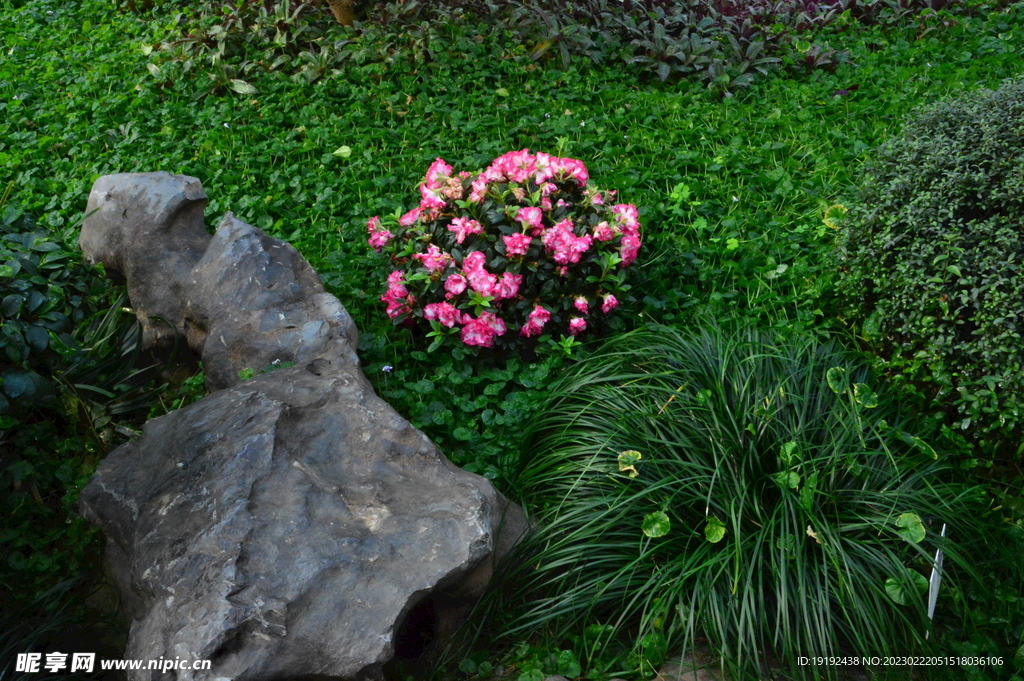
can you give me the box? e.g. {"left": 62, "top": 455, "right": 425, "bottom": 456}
{"left": 568, "top": 317, "right": 587, "bottom": 335}
{"left": 519, "top": 305, "right": 551, "bottom": 338}
{"left": 503, "top": 232, "right": 532, "bottom": 256}
{"left": 423, "top": 301, "right": 461, "bottom": 328}
{"left": 448, "top": 217, "right": 484, "bottom": 244}
{"left": 602, "top": 293, "right": 619, "bottom": 314}
{"left": 461, "top": 312, "right": 506, "bottom": 347}
{"left": 444, "top": 273, "right": 468, "bottom": 299}
{"left": 497, "top": 273, "right": 522, "bottom": 300}
{"left": 574, "top": 296, "right": 589, "bottom": 314}
{"left": 412, "top": 243, "right": 451, "bottom": 274}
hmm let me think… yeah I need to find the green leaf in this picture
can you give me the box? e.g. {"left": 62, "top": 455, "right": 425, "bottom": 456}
{"left": 910, "top": 437, "right": 938, "bottom": 459}
{"left": 556, "top": 650, "right": 581, "bottom": 678}
{"left": 453, "top": 427, "right": 475, "bottom": 441}
{"left": 238, "top": 368, "right": 255, "bottom": 381}
{"left": 333, "top": 145, "right": 352, "bottom": 158}
{"left": 780, "top": 441, "right": 800, "bottom": 466}
{"left": 885, "top": 570, "right": 928, "bottom": 605}
{"left": 229, "top": 79, "right": 258, "bottom": 95}
{"left": 1, "top": 294, "right": 25, "bottom": 317}
{"left": 826, "top": 366, "right": 847, "bottom": 394}
{"left": 895, "top": 512, "right": 926, "bottom": 544}
{"left": 643, "top": 511, "right": 671, "bottom": 538}
{"left": 618, "top": 449, "right": 642, "bottom": 478}
{"left": 704, "top": 515, "right": 726, "bottom": 543}
{"left": 946, "top": 265, "right": 961, "bottom": 277}
{"left": 853, "top": 383, "right": 878, "bottom": 408}
{"left": 773, "top": 470, "right": 800, "bottom": 489}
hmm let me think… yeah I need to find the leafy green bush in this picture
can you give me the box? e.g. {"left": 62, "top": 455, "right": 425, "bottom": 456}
{"left": 497, "top": 322, "right": 990, "bottom": 680}
{"left": 0, "top": 193, "right": 163, "bottom": 603}
{"left": 838, "top": 76, "right": 1024, "bottom": 466}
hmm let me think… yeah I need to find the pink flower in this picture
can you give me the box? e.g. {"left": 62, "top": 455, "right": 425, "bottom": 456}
{"left": 611, "top": 204, "right": 641, "bottom": 237}
{"left": 620, "top": 234, "right": 641, "bottom": 267}
{"left": 448, "top": 217, "right": 484, "bottom": 244}
{"left": 383, "top": 293, "right": 414, "bottom": 319}
{"left": 569, "top": 317, "right": 587, "bottom": 335}
{"left": 602, "top": 294, "right": 619, "bottom": 314}
{"left": 419, "top": 182, "right": 447, "bottom": 210}
{"left": 462, "top": 251, "right": 487, "bottom": 273}
{"left": 444, "top": 273, "right": 468, "bottom": 298}
{"left": 503, "top": 232, "right": 532, "bottom": 256}
{"left": 542, "top": 218, "right": 593, "bottom": 265}
{"left": 368, "top": 229, "right": 393, "bottom": 252}
{"left": 467, "top": 269, "right": 498, "bottom": 298}
{"left": 593, "top": 221, "right": 615, "bottom": 241}
{"left": 461, "top": 312, "right": 506, "bottom": 347}
{"left": 386, "top": 270, "right": 408, "bottom": 295}
{"left": 461, "top": 252, "right": 497, "bottom": 296}
{"left": 520, "top": 305, "right": 551, "bottom": 338}
{"left": 515, "top": 206, "right": 544, "bottom": 232}
{"left": 400, "top": 207, "right": 422, "bottom": 226}
{"left": 423, "top": 301, "right": 461, "bottom": 328}
{"left": 497, "top": 273, "right": 522, "bottom": 300}
{"left": 469, "top": 177, "right": 489, "bottom": 203}
{"left": 549, "top": 157, "right": 589, "bottom": 187}
{"left": 382, "top": 271, "right": 414, "bottom": 319}
{"left": 425, "top": 158, "right": 453, "bottom": 187}
{"left": 367, "top": 216, "right": 392, "bottom": 252}
{"left": 412, "top": 243, "right": 452, "bottom": 273}
{"left": 590, "top": 190, "right": 604, "bottom": 206}
{"left": 574, "top": 296, "right": 589, "bottom": 314}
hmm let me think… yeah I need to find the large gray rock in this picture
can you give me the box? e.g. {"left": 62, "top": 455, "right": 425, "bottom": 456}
{"left": 77, "top": 173, "right": 527, "bottom": 681}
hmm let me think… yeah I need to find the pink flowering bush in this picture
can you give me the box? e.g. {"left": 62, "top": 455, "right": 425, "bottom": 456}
{"left": 368, "top": 150, "right": 641, "bottom": 351}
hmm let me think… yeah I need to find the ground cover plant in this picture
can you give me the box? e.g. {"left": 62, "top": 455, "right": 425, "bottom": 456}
{"left": 1, "top": 0, "right": 1023, "bottom": 676}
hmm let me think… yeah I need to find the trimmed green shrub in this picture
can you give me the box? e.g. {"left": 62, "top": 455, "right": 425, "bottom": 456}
{"left": 497, "top": 322, "right": 989, "bottom": 680}
{"left": 837, "top": 76, "right": 1024, "bottom": 465}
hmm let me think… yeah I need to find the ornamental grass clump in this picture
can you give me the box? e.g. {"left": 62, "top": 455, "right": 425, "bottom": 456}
{"left": 501, "top": 323, "right": 989, "bottom": 680}
{"left": 367, "top": 151, "right": 639, "bottom": 351}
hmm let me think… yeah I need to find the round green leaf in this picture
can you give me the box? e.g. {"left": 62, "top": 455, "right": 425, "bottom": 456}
{"left": 642, "top": 511, "right": 671, "bottom": 538}
{"left": 885, "top": 570, "right": 928, "bottom": 605}
{"left": 895, "top": 512, "right": 926, "bottom": 544}
{"left": 826, "top": 366, "right": 847, "bottom": 394}
{"left": 853, "top": 383, "right": 878, "bottom": 408}
{"left": 704, "top": 516, "right": 726, "bottom": 543}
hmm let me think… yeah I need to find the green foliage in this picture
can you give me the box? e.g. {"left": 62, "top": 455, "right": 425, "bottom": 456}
{"left": 838, "top": 76, "right": 1024, "bottom": 466}
{"left": 0, "top": 189, "right": 108, "bottom": 411}
{"left": 498, "top": 322, "right": 991, "bottom": 680}
{"left": 361, "top": 330, "right": 565, "bottom": 484}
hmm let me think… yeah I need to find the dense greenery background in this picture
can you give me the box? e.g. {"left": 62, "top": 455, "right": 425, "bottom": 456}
{"left": 2, "top": 0, "right": 1023, "bottom": 678}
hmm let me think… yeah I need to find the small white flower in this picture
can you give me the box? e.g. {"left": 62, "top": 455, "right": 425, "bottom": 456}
{"left": 223, "top": 122, "right": 229, "bottom": 128}
{"left": 545, "top": 113, "right": 551, "bottom": 118}
{"left": 382, "top": 365, "right": 394, "bottom": 373}
{"left": 580, "top": 121, "right": 586, "bottom": 127}
{"left": 732, "top": 196, "right": 739, "bottom": 202}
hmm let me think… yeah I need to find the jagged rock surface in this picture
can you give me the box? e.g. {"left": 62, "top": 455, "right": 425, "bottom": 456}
{"left": 77, "top": 172, "right": 526, "bottom": 681}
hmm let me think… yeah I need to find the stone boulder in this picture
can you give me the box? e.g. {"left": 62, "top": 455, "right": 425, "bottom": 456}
{"left": 77, "top": 172, "right": 527, "bottom": 681}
